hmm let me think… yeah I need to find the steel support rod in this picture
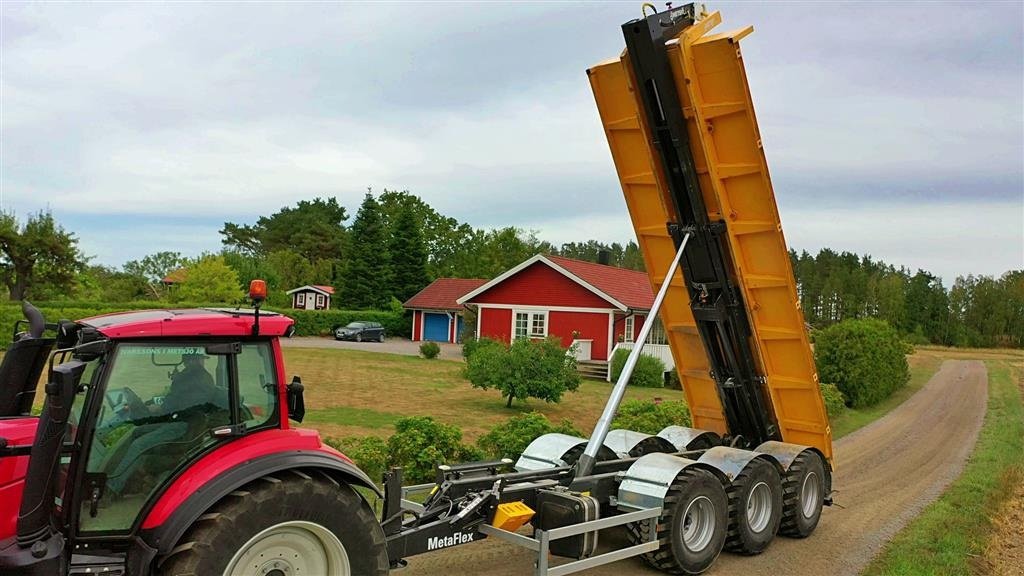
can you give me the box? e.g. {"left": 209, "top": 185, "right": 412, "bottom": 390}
{"left": 576, "top": 233, "right": 691, "bottom": 477}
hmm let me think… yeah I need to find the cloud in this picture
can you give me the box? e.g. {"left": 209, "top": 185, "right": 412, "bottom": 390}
{"left": 1, "top": 1, "right": 1021, "bottom": 281}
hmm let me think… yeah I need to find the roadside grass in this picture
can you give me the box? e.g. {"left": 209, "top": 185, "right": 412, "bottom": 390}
{"left": 864, "top": 359, "right": 1024, "bottom": 576}
{"left": 284, "top": 347, "right": 669, "bottom": 442}
{"left": 829, "top": 353, "right": 943, "bottom": 439}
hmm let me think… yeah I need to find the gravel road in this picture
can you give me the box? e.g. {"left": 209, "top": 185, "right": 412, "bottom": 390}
{"left": 397, "top": 360, "right": 989, "bottom": 576}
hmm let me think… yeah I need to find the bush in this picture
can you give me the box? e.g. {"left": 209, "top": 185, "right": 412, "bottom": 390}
{"left": 476, "top": 412, "right": 582, "bottom": 460}
{"left": 324, "top": 436, "right": 389, "bottom": 483}
{"left": 419, "top": 341, "right": 441, "bottom": 359}
{"left": 611, "top": 399, "right": 691, "bottom": 434}
{"left": 386, "top": 417, "right": 476, "bottom": 483}
{"left": 819, "top": 382, "right": 846, "bottom": 417}
{"left": 279, "top": 308, "right": 406, "bottom": 339}
{"left": 814, "top": 318, "right": 910, "bottom": 408}
{"left": 666, "top": 368, "right": 682, "bottom": 390}
{"left": 609, "top": 348, "right": 666, "bottom": 388}
{"left": 465, "top": 336, "right": 581, "bottom": 407}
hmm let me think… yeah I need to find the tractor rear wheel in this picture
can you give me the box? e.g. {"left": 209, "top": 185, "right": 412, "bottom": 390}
{"left": 159, "top": 470, "right": 388, "bottom": 576}
{"left": 724, "top": 459, "right": 782, "bottom": 554}
{"left": 779, "top": 451, "right": 826, "bottom": 538}
{"left": 628, "top": 467, "right": 728, "bottom": 574}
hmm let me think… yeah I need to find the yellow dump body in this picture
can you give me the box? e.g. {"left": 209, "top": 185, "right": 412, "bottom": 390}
{"left": 588, "top": 13, "right": 833, "bottom": 464}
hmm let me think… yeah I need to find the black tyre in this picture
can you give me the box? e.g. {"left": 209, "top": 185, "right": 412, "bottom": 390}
{"left": 724, "top": 459, "right": 782, "bottom": 554}
{"left": 628, "top": 467, "right": 728, "bottom": 575}
{"left": 779, "top": 451, "right": 826, "bottom": 538}
{"left": 355, "top": 333, "right": 362, "bottom": 343}
{"left": 378, "top": 333, "right": 385, "bottom": 343}
{"left": 159, "top": 470, "right": 389, "bottom": 576}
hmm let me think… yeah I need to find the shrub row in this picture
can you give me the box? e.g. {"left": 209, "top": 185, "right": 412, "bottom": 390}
{"left": 326, "top": 400, "right": 694, "bottom": 485}
{"left": 0, "top": 301, "right": 407, "bottom": 346}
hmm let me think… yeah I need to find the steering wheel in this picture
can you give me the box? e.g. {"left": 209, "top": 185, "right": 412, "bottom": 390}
{"left": 105, "top": 387, "right": 149, "bottom": 421}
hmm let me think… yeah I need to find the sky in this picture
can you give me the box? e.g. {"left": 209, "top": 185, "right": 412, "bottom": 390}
{"left": 1, "top": 1, "right": 1022, "bottom": 285}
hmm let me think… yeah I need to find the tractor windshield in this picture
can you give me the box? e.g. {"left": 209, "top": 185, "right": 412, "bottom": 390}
{"left": 79, "top": 340, "right": 278, "bottom": 533}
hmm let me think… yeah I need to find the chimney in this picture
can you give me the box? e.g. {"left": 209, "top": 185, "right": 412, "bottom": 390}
{"left": 597, "top": 250, "right": 611, "bottom": 266}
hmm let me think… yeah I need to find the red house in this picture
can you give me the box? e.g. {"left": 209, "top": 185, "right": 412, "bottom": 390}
{"left": 456, "top": 255, "right": 669, "bottom": 364}
{"left": 404, "top": 278, "right": 488, "bottom": 343}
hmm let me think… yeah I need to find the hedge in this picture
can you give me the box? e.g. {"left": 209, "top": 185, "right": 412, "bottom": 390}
{"left": 0, "top": 301, "right": 407, "bottom": 346}
{"left": 609, "top": 348, "right": 666, "bottom": 388}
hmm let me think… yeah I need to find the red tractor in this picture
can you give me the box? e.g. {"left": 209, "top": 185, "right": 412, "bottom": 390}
{"left": 0, "top": 286, "right": 391, "bottom": 575}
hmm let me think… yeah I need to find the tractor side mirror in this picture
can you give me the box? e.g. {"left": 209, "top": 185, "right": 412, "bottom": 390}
{"left": 287, "top": 376, "right": 305, "bottom": 423}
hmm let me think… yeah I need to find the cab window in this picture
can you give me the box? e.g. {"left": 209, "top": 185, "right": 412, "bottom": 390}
{"left": 80, "top": 343, "right": 231, "bottom": 532}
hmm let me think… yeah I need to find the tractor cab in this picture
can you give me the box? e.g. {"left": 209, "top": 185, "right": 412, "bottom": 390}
{"left": 0, "top": 287, "right": 339, "bottom": 576}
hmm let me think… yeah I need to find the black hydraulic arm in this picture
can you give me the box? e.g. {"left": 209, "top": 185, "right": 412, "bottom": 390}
{"left": 621, "top": 7, "right": 779, "bottom": 446}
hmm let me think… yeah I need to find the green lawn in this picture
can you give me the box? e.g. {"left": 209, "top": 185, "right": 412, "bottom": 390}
{"left": 284, "top": 347, "right": 670, "bottom": 442}
{"left": 864, "top": 359, "right": 1024, "bottom": 576}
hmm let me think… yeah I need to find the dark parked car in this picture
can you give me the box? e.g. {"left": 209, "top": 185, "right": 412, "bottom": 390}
{"left": 334, "top": 321, "right": 385, "bottom": 342}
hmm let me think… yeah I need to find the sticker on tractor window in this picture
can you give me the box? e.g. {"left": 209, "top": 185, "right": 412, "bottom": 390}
{"left": 121, "top": 346, "right": 205, "bottom": 356}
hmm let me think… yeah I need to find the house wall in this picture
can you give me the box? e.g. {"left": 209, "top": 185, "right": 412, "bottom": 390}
{"left": 549, "top": 310, "right": 613, "bottom": 361}
{"left": 412, "top": 310, "right": 421, "bottom": 341}
{"left": 479, "top": 308, "right": 513, "bottom": 343}
{"left": 470, "top": 263, "right": 611, "bottom": 308}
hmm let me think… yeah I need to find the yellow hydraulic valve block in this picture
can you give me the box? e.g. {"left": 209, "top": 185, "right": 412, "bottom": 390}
{"left": 492, "top": 501, "right": 535, "bottom": 532}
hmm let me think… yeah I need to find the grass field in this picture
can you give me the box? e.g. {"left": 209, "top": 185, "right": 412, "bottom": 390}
{"left": 286, "top": 347, "right": 670, "bottom": 442}
{"left": 287, "top": 346, "right": 958, "bottom": 444}
{"left": 864, "top": 357, "right": 1023, "bottom": 576}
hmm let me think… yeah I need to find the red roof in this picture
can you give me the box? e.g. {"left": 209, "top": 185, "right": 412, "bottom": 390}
{"left": 313, "top": 285, "right": 335, "bottom": 295}
{"left": 545, "top": 255, "right": 654, "bottom": 310}
{"left": 404, "top": 278, "right": 488, "bottom": 311}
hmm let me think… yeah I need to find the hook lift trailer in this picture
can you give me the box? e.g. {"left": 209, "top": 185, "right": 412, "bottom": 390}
{"left": 0, "top": 4, "right": 833, "bottom": 575}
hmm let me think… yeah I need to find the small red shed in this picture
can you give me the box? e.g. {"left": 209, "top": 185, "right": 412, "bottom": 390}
{"left": 457, "top": 255, "right": 666, "bottom": 363}
{"left": 404, "top": 278, "right": 488, "bottom": 343}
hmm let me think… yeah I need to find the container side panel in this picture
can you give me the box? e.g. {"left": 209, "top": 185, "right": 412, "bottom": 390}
{"left": 588, "top": 59, "right": 726, "bottom": 434}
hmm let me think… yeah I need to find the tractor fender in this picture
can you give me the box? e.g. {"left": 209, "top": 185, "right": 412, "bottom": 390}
{"left": 139, "top": 449, "right": 378, "bottom": 559}
{"left": 696, "top": 446, "right": 783, "bottom": 483}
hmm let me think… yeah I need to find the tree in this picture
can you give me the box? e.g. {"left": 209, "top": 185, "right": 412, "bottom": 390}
{"left": 0, "top": 211, "right": 83, "bottom": 301}
{"left": 123, "top": 251, "right": 184, "bottom": 283}
{"left": 177, "top": 255, "right": 243, "bottom": 303}
{"left": 220, "top": 197, "right": 348, "bottom": 263}
{"left": 465, "top": 337, "right": 581, "bottom": 407}
{"left": 340, "top": 192, "right": 392, "bottom": 309}
{"left": 388, "top": 202, "right": 430, "bottom": 302}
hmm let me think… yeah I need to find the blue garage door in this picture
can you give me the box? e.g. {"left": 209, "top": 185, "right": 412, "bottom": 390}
{"left": 423, "top": 313, "right": 449, "bottom": 342}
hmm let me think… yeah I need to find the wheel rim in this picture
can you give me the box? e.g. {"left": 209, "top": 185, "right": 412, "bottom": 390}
{"left": 801, "top": 471, "right": 820, "bottom": 519}
{"left": 746, "top": 481, "right": 772, "bottom": 533}
{"left": 224, "top": 520, "right": 350, "bottom": 576}
{"left": 681, "top": 495, "right": 716, "bottom": 552}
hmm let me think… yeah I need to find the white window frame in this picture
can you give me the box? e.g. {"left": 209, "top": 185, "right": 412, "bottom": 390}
{"left": 316, "top": 294, "right": 325, "bottom": 308}
{"left": 624, "top": 316, "right": 635, "bottom": 343}
{"left": 646, "top": 317, "right": 668, "bottom": 345}
{"left": 512, "top": 309, "right": 548, "bottom": 339}
{"left": 295, "top": 293, "right": 305, "bottom": 307}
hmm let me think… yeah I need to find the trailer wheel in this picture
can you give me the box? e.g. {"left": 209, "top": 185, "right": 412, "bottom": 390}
{"left": 159, "top": 470, "right": 388, "bottom": 576}
{"left": 628, "top": 467, "right": 727, "bottom": 575}
{"left": 724, "top": 459, "right": 782, "bottom": 554}
{"left": 779, "top": 451, "right": 825, "bottom": 538}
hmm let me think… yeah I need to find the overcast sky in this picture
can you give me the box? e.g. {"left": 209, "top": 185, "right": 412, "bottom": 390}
{"left": 2, "top": 1, "right": 1021, "bottom": 284}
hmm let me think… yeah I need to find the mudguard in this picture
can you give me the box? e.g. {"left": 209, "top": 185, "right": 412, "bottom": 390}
{"left": 696, "top": 446, "right": 782, "bottom": 482}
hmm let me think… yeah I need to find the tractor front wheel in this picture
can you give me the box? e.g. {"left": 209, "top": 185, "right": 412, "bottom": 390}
{"left": 159, "top": 470, "right": 388, "bottom": 576}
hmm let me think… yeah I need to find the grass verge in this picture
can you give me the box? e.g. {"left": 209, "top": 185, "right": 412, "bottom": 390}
{"left": 830, "top": 354, "right": 943, "bottom": 439}
{"left": 863, "top": 360, "right": 1024, "bottom": 576}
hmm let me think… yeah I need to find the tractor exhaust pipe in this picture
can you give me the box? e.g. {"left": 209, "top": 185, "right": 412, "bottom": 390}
{"left": 576, "top": 233, "right": 690, "bottom": 477}
{"left": 20, "top": 301, "right": 46, "bottom": 340}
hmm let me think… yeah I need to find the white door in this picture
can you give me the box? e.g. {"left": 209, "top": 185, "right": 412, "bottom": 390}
{"left": 305, "top": 294, "right": 316, "bottom": 310}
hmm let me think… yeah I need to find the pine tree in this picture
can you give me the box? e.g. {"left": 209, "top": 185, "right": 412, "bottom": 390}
{"left": 388, "top": 203, "right": 430, "bottom": 303}
{"left": 340, "top": 192, "right": 392, "bottom": 309}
